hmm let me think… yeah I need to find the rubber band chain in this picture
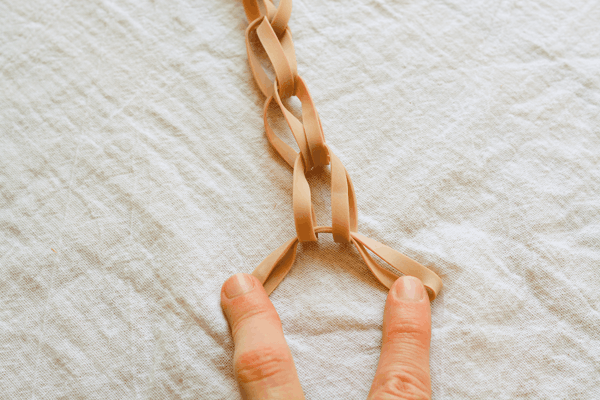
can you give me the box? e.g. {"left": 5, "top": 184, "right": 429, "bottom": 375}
{"left": 240, "top": 0, "right": 443, "bottom": 300}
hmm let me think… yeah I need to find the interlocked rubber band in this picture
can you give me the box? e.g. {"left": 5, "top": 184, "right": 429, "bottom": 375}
{"left": 239, "top": 0, "right": 443, "bottom": 300}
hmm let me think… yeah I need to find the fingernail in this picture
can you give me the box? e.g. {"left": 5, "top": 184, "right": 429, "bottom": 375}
{"left": 224, "top": 273, "right": 255, "bottom": 299}
{"left": 394, "top": 276, "right": 424, "bottom": 302}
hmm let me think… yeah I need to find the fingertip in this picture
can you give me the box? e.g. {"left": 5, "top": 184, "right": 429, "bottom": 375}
{"left": 381, "top": 276, "right": 431, "bottom": 360}
{"left": 220, "top": 272, "right": 276, "bottom": 337}
{"left": 390, "top": 276, "right": 427, "bottom": 303}
{"left": 383, "top": 276, "right": 431, "bottom": 361}
{"left": 385, "top": 276, "right": 431, "bottom": 332}
{"left": 369, "top": 276, "right": 432, "bottom": 399}
{"left": 222, "top": 273, "right": 258, "bottom": 300}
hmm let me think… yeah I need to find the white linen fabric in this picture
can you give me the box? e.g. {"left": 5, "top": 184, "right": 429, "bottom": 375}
{"left": 1, "top": 0, "right": 599, "bottom": 399}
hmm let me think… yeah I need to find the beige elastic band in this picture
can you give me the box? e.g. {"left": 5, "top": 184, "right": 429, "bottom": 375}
{"left": 240, "top": 0, "right": 443, "bottom": 300}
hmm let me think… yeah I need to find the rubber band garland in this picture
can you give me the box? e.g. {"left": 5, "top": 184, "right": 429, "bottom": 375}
{"left": 240, "top": 0, "right": 443, "bottom": 300}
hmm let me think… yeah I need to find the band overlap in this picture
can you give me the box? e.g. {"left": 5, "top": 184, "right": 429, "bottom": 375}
{"left": 239, "top": 0, "right": 443, "bottom": 300}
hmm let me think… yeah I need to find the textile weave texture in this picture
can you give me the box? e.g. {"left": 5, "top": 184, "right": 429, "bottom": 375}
{"left": 1, "top": 0, "right": 599, "bottom": 399}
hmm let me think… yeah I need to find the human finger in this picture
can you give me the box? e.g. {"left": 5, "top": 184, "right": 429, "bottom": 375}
{"left": 368, "top": 276, "right": 432, "bottom": 400}
{"left": 221, "top": 273, "right": 305, "bottom": 400}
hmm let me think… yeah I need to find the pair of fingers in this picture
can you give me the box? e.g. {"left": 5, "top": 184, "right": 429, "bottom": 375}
{"left": 221, "top": 273, "right": 432, "bottom": 400}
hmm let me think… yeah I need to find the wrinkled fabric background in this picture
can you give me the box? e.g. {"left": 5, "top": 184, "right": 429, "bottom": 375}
{"left": 1, "top": 0, "right": 599, "bottom": 398}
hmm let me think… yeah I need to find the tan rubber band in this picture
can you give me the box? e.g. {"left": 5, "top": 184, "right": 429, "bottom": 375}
{"left": 243, "top": 0, "right": 290, "bottom": 29}
{"left": 252, "top": 227, "right": 440, "bottom": 301}
{"left": 263, "top": 96, "right": 298, "bottom": 168}
{"left": 293, "top": 154, "right": 318, "bottom": 242}
{"left": 351, "top": 232, "right": 443, "bottom": 300}
{"left": 272, "top": 80, "right": 315, "bottom": 171}
{"left": 245, "top": 17, "right": 274, "bottom": 97}
{"left": 256, "top": 17, "right": 295, "bottom": 98}
{"left": 242, "top": 0, "right": 262, "bottom": 23}
{"left": 264, "top": 0, "right": 277, "bottom": 21}
{"left": 280, "top": 29, "right": 298, "bottom": 82}
{"left": 330, "top": 150, "right": 352, "bottom": 243}
{"left": 252, "top": 236, "right": 299, "bottom": 295}
{"left": 238, "top": 0, "right": 443, "bottom": 300}
{"left": 295, "top": 76, "right": 329, "bottom": 167}
{"left": 269, "top": 0, "right": 292, "bottom": 38}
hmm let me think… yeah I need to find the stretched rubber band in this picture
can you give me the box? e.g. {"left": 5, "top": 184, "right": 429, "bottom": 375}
{"left": 252, "top": 227, "right": 441, "bottom": 300}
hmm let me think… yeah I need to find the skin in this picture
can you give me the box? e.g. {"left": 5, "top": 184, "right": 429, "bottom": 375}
{"left": 221, "top": 273, "right": 432, "bottom": 400}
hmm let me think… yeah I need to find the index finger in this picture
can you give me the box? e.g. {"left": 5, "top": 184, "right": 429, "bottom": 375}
{"left": 368, "top": 276, "right": 432, "bottom": 399}
{"left": 221, "top": 273, "right": 305, "bottom": 400}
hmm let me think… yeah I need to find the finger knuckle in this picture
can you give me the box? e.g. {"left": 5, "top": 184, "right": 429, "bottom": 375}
{"left": 370, "top": 368, "right": 431, "bottom": 400}
{"left": 231, "top": 304, "right": 280, "bottom": 339}
{"left": 385, "top": 321, "right": 430, "bottom": 348}
{"left": 234, "top": 346, "right": 292, "bottom": 384}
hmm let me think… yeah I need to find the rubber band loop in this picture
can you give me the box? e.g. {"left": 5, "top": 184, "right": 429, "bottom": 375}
{"left": 252, "top": 228, "right": 442, "bottom": 300}
{"left": 330, "top": 150, "right": 351, "bottom": 243}
{"left": 256, "top": 17, "right": 295, "bottom": 98}
{"left": 273, "top": 80, "right": 314, "bottom": 171}
{"left": 245, "top": 17, "right": 274, "bottom": 97}
{"left": 240, "top": 0, "right": 443, "bottom": 300}
{"left": 263, "top": 96, "right": 298, "bottom": 168}
{"left": 270, "top": 0, "right": 292, "bottom": 38}
{"left": 293, "top": 154, "right": 318, "bottom": 242}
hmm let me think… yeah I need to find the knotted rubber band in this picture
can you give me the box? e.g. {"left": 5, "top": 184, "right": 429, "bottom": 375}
{"left": 239, "top": 0, "right": 443, "bottom": 300}
{"left": 244, "top": 0, "right": 296, "bottom": 98}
